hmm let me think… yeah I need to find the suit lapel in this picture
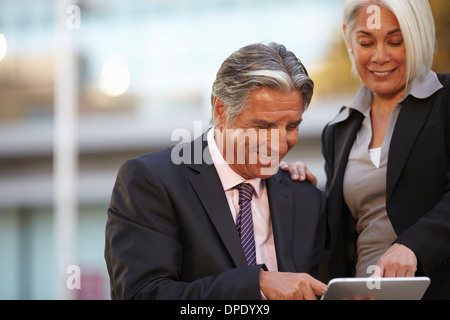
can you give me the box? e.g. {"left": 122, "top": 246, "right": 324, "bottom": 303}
{"left": 328, "top": 100, "right": 431, "bottom": 205}
{"left": 188, "top": 134, "right": 248, "bottom": 268}
{"left": 330, "top": 110, "right": 364, "bottom": 196}
{"left": 187, "top": 131, "right": 317, "bottom": 271}
{"left": 387, "top": 97, "right": 432, "bottom": 203}
{"left": 266, "top": 175, "right": 296, "bottom": 272}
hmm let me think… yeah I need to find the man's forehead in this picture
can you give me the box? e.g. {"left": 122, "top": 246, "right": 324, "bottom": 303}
{"left": 247, "top": 88, "right": 303, "bottom": 110}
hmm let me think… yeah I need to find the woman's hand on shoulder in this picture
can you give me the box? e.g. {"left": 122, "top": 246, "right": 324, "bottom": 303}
{"left": 280, "top": 161, "right": 317, "bottom": 187}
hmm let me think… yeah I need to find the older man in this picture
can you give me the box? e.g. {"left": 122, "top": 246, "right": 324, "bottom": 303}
{"left": 105, "top": 42, "right": 326, "bottom": 300}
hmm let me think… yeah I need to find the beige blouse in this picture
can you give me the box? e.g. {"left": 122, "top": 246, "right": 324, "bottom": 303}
{"left": 343, "top": 92, "right": 400, "bottom": 277}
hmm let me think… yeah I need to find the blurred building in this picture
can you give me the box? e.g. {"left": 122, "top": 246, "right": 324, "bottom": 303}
{"left": 0, "top": 0, "right": 359, "bottom": 299}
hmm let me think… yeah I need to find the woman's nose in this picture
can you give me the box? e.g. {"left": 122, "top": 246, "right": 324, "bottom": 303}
{"left": 372, "top": 44, "right": 390, "bottom": 64}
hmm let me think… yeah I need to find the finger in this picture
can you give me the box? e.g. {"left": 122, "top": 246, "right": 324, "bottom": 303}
{"left": 302, "top": 287, "right": 318, "bottom": 300}
{"left": 310, "top": 278, "right": 327, "bottom": 297}
{"left": 372, "top": 263, "right": 384, "bottom": 278}
{"left": 399, "top": 263, "right": 416, "bottom": 277}
{"left": 294, "top": 161, "right": 307, "bottom": 180}
{"left": 306, "top": 171, "right": 318, "bottom": 187}
{"left": 288, "top": 163, "right": 300, "bottom": 180}
{"left": 279, "top": 161, "right": 288, "bottom": 170}
{"left": 394, "top": 264, "right": 408, "bottom": 278}
{"left": 398, "top": 269, "right": 408, "bottom": 277}
{"left": 383, "top": 264, "right": 396, "bottom": 278}
{"left": 388, "top": 261, "right": 413, "bottom": 277}
{"left": 295, "top": 280, "right": 315, "bottom": 300}
{"left": 405, "top": 267, "right": 416, "bottom": 277}
{"left": 294, "top": 289, "right": 304, "bottom": 300}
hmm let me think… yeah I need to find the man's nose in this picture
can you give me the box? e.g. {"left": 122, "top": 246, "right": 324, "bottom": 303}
{"left": 268, "top": 128, "right": 288, "bottom": 156}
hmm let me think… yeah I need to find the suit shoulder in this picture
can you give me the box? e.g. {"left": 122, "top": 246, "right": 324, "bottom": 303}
{"left": 438, "top": 73, "right": 450, "bottom": 86}
{"left": 322, "top": 106, "right": 350, "bottom": 139}
{"left": 135, "top": 147, "right": 174, "bottom": 164}
{"left": 274, "top": 170, "right": 323, "bottom": 197}
{"left": 118, "top": 147, "right": 176, "bottom": 176}
{"left": 438, "top": 74, "right": 450, "bottom": 98}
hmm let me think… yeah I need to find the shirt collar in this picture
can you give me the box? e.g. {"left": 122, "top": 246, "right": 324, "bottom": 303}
{"left": 328, "top": 68, "right": 443, "bottom": 126}
{"left": 207, "top": 127, "right": 263, "bottom": 197}
{"left": 408, "top": 67, "right": 443, "bottom": 99}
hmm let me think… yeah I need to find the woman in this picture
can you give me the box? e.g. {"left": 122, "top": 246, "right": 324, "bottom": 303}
{"left": 285, "top": 0, "right": 450, "bottom": 299}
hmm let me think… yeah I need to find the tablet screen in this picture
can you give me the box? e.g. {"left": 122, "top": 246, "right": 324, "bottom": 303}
{"left": 321, "top": 277, "right": 430, "bottom": 300}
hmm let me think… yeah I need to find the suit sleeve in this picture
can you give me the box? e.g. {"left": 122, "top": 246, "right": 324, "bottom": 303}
{"left": 395, "top": 151, "right": 450, "bottom": 274}
{"left": 104, "top": 158, "right": 262, "bottom": 300}
{"left": 394, "top": 85, "right": 450, "bottom": 275}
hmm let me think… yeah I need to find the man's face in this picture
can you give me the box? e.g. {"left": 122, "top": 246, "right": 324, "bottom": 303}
{"left": 214, "top": 87, "right": 303, "bottom": 179}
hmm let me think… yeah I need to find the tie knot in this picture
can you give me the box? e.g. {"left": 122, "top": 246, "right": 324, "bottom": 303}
{"left": 237, "top": 183, "right": 254, "bottom": 203}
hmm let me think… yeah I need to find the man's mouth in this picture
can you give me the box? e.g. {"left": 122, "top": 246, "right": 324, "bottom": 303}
{"left": 258, "top": 151, "right": 278, "bottom": 161}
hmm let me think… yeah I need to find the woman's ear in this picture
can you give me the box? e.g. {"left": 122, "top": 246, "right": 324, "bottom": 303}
{"left": 343, "top": 23, "right": 353, "bottom": 53}
{"left": 213, "top": 97, "right": 227, "bottom": 128}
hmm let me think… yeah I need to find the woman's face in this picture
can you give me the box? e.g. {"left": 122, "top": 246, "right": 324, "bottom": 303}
{"left": 345, "top": 4, "right": 407, "bottom": 101}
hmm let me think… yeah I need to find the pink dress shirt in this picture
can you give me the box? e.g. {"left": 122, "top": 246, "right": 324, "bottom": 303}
{"left": 207, "top": 128, "right": 278, "bottom": 272}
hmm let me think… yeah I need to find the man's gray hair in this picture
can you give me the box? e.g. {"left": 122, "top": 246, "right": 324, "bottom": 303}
{"left": 211, "top": 42, "right": 314, "bottom": 125}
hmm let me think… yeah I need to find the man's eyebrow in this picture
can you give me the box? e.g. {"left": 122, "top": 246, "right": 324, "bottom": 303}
{"left": 249, "top": 119, "right": 303, "bottom": 127}
{"left": 356, "top": 28, "right": 401, "bottom": 36}
{"left": 249, "top": 119, "right": 277, "bottom": 127}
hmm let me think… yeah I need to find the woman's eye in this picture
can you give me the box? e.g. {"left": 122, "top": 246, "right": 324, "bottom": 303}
{"left": 359, "top": 42, "right": 373, "bottom": 48}
{"left": 389, "top": 41, "right": 403, "bottom": 47}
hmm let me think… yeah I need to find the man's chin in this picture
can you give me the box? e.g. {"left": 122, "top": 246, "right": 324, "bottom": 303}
{"left": 256, "top": 164, "right": 280, "bottom": 179}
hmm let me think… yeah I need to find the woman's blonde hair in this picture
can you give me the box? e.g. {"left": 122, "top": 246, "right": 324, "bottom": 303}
{"left": 343, "top": 0, "right": 436, "bottom": 83}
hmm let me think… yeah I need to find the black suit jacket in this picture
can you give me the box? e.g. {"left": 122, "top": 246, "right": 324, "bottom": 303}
{"left": 322, "top": 74, "right": 450, "bottom": 299}
{"left": 105, "top": 131, "right": 326, "bottom": 299}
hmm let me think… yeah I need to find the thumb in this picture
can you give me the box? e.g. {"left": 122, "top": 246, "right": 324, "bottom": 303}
{"left": 306, "top": 171, "right": 318, "bottom": 187}
{"left": 311, "top": 278, "right": 327, "bottom": 296}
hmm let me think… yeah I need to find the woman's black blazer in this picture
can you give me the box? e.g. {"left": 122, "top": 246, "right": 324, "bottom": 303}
{"left": 322, "top": 74, "right": 450, "bottom": 299}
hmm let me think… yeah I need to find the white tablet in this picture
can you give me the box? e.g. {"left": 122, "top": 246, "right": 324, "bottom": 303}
{"left": 321, "top": 277, "right": 430, "bottom": 300}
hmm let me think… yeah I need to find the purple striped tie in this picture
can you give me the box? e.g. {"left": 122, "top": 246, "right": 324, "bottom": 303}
{"left": 236, "top": 183, "right": 256, "bottom": 266}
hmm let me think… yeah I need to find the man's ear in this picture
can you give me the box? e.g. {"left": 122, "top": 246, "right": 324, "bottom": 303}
{"left": 213, "top": 97, "right": 227, "bottom": 128}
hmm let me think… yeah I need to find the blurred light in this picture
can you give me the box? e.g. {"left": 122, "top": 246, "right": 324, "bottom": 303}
{"left": 0, "top": 34, "right": 7, "bottom": 61}
{"left": 100, "top": 54, "right": 130, "bottom": 97}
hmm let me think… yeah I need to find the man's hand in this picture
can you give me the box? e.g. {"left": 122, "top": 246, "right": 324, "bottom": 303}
{"left": 279, "top": 161, "right": 317, "bottom": 187}
{"left": 259, "top": 270, "right": 327, "bottom": 300}
{"left": 372, "top": 243, "right": 418, "bottom": 277}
